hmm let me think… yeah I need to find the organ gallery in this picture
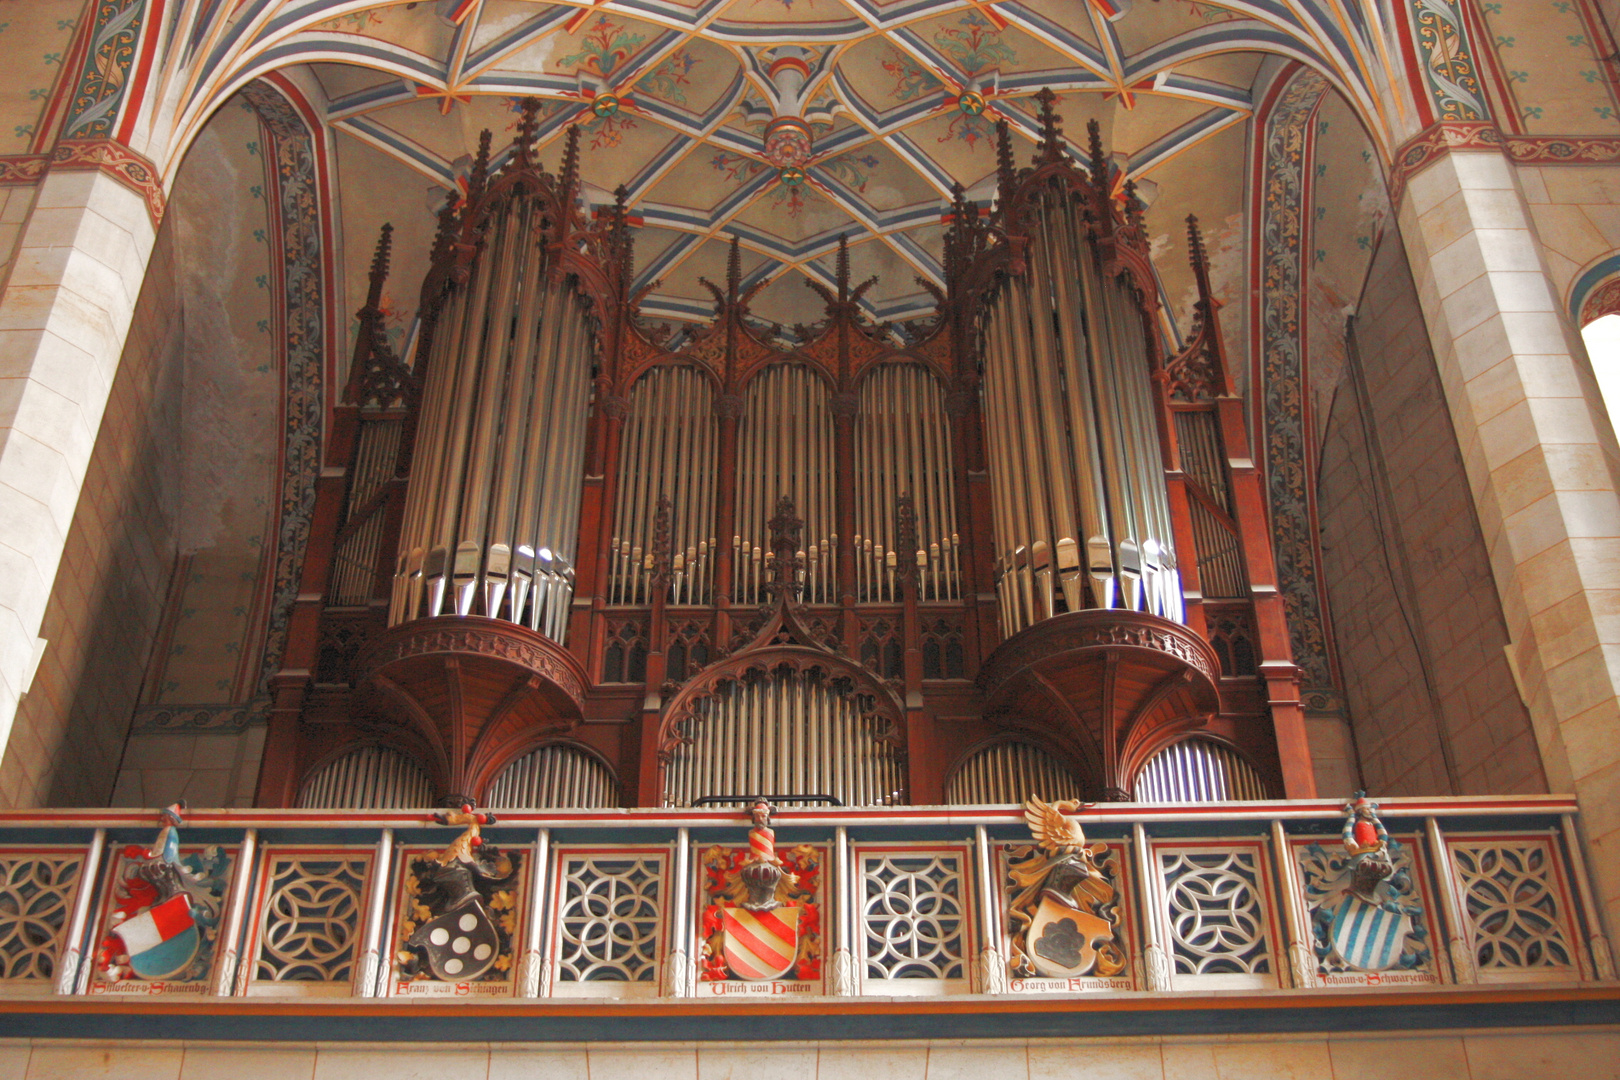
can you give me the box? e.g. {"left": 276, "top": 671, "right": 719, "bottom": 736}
{"left": 263, "top": 93, "right": 1307, "bottom": 811}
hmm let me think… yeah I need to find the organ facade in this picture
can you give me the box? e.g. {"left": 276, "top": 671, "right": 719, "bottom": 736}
{"left": 264, "top": 95, "right": 1306, "bottom": 814}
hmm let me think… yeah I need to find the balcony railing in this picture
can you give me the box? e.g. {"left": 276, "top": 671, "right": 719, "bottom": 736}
{"left": 0, "top": 795, "right": 1611, "bottom": 1004}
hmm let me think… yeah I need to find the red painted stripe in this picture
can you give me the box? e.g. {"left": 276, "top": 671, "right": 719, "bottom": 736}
{"left": 721, "top": 945, "right": 773, "bottom": 981}
{"left": 117, "top": 0, "right": 167, "bottom": 145}
{"left": 723, "top": 914, "right": 794, "bottom": 969}
{"left": 750, "top": 907, "right": 798, "bottom": 943}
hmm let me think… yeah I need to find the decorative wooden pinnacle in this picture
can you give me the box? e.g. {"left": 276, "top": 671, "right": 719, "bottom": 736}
{"left": 1186, "top": 213, "right": 1208, "bottom": 271}
{"left": 613, "top": 184, "right": 634, "bottom": 289}
{"left": 514, "top": 96, "right": 543, "bottom": 164}
{"left": 995, "top": 118, "right": 1017, "bottom": 208}
{"left": 468, "top": 129, "right": 493, "bottom": 202}
{"left": 1086, "top": 117, "right": 1108, "bottom": 192}
{"left": 765, "top": 494, "right": 805, "bottom": 601}
{"left": 430, "top": 187, "right": 460, "bottom": 263}
{"left": 1186, "top": 213, "right": 1214, "bottom": 299}
{"left": 365, "top": 222, "right": 393, "bottom": 309}
{"left": 1035, "top": 87, "right": 1063, "bottom": 163}
{"left": 895, "top": 492, "right": 918, "bottom": 587}
{"left": 560, "top": 124, "right": 582, "bottom": 199}
{"left": 1122, "top": 177, "right": 1144, "bottom": 228}
{"left": 835, "top": 233, "right": 851, "bottom": 303}
{"left": 650, "top": 494, "right": 673, "bottom": 588}
{"left": 726, "top": 233, "right": 743, "bottom": 301}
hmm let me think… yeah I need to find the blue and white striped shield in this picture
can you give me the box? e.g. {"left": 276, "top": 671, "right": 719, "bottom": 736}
{"left": 1329, "top": 895, "right": 1412, "bottom": 972}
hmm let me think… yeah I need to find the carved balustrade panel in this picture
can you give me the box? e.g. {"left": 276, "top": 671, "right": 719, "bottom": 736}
{"left": 856, "top": 844, "right": 972, "bottom": 993}
{"left": 548, "top": 848, "right": 668, "bottom": 997}
{"left": 1155, "top": 842, "right": 1278, "bottom": 989}
{"left": 0, "top": 850, "right": 83, "bottom": 988}
{"left": 248, "top": 850, "right": 371, "bottom": 994}
{"left": 1447, "top": 835, "right": 1580, "bottom": 982}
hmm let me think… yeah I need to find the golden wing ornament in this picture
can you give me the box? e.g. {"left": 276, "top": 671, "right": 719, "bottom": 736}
{"left": 1024, "top": 796, "right": 1086, "bottom": 852}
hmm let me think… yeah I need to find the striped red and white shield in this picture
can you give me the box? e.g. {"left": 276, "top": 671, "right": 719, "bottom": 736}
{"left": 720, "top": 904, "right": 801, "bottom": 981}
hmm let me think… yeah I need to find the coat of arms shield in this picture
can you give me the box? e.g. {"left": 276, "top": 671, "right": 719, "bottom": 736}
{"left": 720, "top": 904, "right": 802, "bottom": 981}
{"left": 113, "top": 893, "right": 200, "bottom": 980}
{"left": 1329, "top": 894, "right": 1414, "bottom": 973}
{"left": 1026, "top": 892, "right": 1114, "bottom": 978}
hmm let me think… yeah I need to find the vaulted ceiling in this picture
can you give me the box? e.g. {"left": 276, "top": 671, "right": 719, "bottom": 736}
{"left": 178, "top": 0, "right": 1386, "bottom": 338}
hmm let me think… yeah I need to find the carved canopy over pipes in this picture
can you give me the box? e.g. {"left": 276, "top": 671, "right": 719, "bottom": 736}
{"left": 353, "top": 616, "right": 590, "bottom": 806}
{"left": 978, "top": 610, "right": 1223, "bottom": 802}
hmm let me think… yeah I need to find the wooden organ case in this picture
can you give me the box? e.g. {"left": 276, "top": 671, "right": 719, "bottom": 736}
{"left": 256, "top": 95, "right": 1315, "bottom": 810}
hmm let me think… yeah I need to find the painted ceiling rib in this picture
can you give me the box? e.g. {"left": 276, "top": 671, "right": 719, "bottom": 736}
{"left": 1128, "top": 107, "right": 1251, "bottom": 176}
{"left": 444, "top": 0, "right": 487, "bottom": 88}
{"left": 462, "top": 6, "right": 577, "bottom": 75}
{"left": 336, "top": 115, "right": 460, "bottom": 186}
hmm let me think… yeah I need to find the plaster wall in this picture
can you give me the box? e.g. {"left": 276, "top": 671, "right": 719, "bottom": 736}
{"left": 1318, "top": 230, "right": 1545, "bottom": 798}
{"left": 4, "top": 1031, "right": 1618, "bottom": 1080}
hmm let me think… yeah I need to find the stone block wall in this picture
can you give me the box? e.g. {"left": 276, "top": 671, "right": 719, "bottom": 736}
{"left": 3, "top": 1031, "right": 1616, "bottom": 1080}
{"left": 1318, "top": 229, "right": 1546, "bottom": 796}
{"left": 110, "top": 724, "right": 265, "bottom": 810}
{"left": 0, "top": 224, "right": 181, "bottom": 807}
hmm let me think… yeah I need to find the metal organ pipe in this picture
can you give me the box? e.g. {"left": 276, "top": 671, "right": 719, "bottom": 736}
{"left": 979, "top": 184, "right": 1180, "bottom": 635}
{"left": 391, "top": 190, "right": 594, "bottom": 643}
{"left": 662, "top": 675, "right": 903, "bottom": 807}
{"left": 733, "top": 366, "right": 835, "bottom": 605}
{"left": 853, "top": 366, "right": 961, "bottom": 603}
{"left": 609, "top": 367, "right": 718, "bottom": 606}
{"left": 943, "top": 741, "right": 1084, "bottom": 805}
{"left": 332, "top": 417, "right": 403, "bottom": 606}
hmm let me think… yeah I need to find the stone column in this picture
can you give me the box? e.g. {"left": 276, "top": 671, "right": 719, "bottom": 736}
{"left": 0, "top": 168, "right": 156, "bottom": 785}
{"left": 1399, "top": 146, "right": 1620, "bottom": 930}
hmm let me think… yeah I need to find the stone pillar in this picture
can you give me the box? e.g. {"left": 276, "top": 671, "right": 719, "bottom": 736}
{"left": 0, "top": 168, "right": 156, "bottom": 784}
{"left": 1399, "top": 147, "right": 1620, "bottom": 930}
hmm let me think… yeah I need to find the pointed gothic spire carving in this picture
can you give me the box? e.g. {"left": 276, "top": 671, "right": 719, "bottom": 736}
{"left": 765, "top": 495, "right": 805, "bottom": 603}
{"left": 559, "top": 124, "right": 582, "bottom": 202}
{"left": 1035, "top": 88, "right": 1064, "bottom": 165}
{"left": 1086, "top": 117, "right": 1108, "bottom": 192}
{"left": 513, "top": 97, "right": 542, "bottom": 166}
{"left": 468, "top": 129, "right": 493, "bottom": 204}
{"left": 995, "top": 117, "right": 1017, "bottom": 211}
{"left": 365, "top": 222, "right": 393, "bottom": 311}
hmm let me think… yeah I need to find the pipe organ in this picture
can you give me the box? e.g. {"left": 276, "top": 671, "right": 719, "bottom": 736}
{"left": 259, "top": 94, "right": 1314, "bottom": 811}
{"left": 662, "top": 671, "right": 906, "bottom": 808}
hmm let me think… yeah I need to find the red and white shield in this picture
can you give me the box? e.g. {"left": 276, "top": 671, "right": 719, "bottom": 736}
{"left": 720, "top": 905, "right": 801, "bottom": 980}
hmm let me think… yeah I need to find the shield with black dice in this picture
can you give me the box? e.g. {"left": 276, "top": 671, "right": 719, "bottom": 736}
{"left": 408, "top": 896, "right": 501, "bottom": 981}
{"left": 720, "top": 905, "right": 801, "bottom": 980}
{"left": 1026, "top": 892, "right": 1114, "bottom": 978}
{"left": 1329, "top": 894, "right": 1413, "bottom": 972}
